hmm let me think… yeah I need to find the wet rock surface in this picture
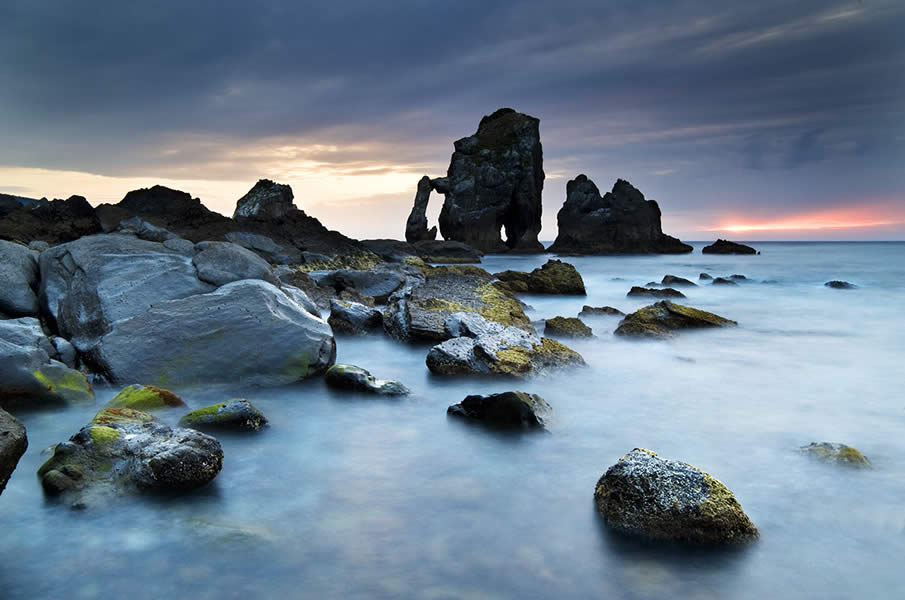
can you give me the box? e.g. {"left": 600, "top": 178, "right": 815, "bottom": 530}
{"left": 800, "top": 442, "right": 871, "bottom": 468}
{"left": 179, "top": 399, "right": 269, "bottom": 432}
{"left": 615, "top": 301, "right": 737, "bottom": 339}
{"left": 447, "top": 391, "right": 550, "bottom": 429}
{"left": 544, "top": 316, "right": 593, "bottom": 338}
{"left": 0, "top": 408, "right": 27, "bottom": 496}
{"left": 661, "top": 275, "right": 696, "bottom": 287}
{"left": 494, "top": 259, "right": 586, "bottom": 295}
{"left": 328, "top": 300, "right": 383, "bottom": 335}
{"left": 105, "top": 384, "right": 186, "bottom": 411}
{"left": 324, "top": 364, "right": 410, "bottom": 396}
{"left": 579, "top": 305, "right": 624, "bottom": 317}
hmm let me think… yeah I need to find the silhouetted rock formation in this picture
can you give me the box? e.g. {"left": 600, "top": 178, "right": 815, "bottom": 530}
{"left": 0, "top": 195, "right": 101, "bottom": 245}
{"left": 549, "top": 175, "right": 691, "bottom": 255}
{"left": 432, "top": 108, "right": 544, "bottom": 253}
{"left": 405, "top": 176, "right": 437, "bottom": 243}
{"left": 702, "top": 239, "right": 757, "bottom": 255}
{"left": 233, "top": 179, "right": 295, "bottom": 221}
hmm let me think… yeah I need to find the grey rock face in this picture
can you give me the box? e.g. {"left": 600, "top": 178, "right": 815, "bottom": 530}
{"left": 281, "top": 284, "right": 321, "bottom": 318}
{"left": 413, "top": 240, "right": 483, "bottom": 264}
{"left": 179, "top": 399, "right": 269, "bottom": 432}
{"left": 661, "top": 275, "right": 697, "bottom": 287}
{"left": 225, "top": 231, "right": 301, "bottom": 265}
{"left": 94, "top": 280, "right": 335, "bottom": 386}
{"left": 39, "top": 234, "right": 214, "bottom": 353}
{"left": 324, "top": 364, "right": 410, "bottom": 396}
{"left": 116, "top": 216, "right": 181, "bottom": 242}
{"left": 192, "top": 241, "right": 279, "bottom": 287}
{"left": 0, "top": 408, "right": 27, "bottom": 496}
{"left": 434, "top": 108, "right": 544, "bottom": 253}
{"left": 233, "top": 179, "right": 296, "bottom": 221}
{"left": 0, "top": 240, "right": 40, "bottom": 316}
{"left": 405, "top": 175, "right": 438, "bottom": 243}
{"left": 594, "top": 448, "right": 759, "bottom": 544}
{"left": 311, "top": 264, "right": 417, "bottom": 304}
{"left": 448, "top": 391, "right": 550, "bottom": 429}
{"left": 328, "top": 300, "right": 383, "bottom": 335}
{"left": 549, "top": 175, "right": 692, "bottom": 255}
{"left": 711, "top": 277, "right": 737, "bottom": 286}
{"left": 38, "top": 416, "right": 223, "bottom": 507}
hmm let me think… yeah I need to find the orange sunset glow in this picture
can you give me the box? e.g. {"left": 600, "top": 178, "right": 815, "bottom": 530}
{"left": 710, "top": 203, "right": 905, "bottom": 233}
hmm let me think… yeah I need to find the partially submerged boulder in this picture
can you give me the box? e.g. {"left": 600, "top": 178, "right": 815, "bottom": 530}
{"left": 800, "top": 442, "right": 871, "bottom": 468}
{"left": 579, "top": 305, "right": 624, "bottom": 317}
{"left": 544, "top": 316, "right": 593, "bottom": 338}
{"left": 661, "top": 275, "right": 696, "bottom": 287}
{"left": 38, "top": 414, "right": 223, "bottom": 507}
{"left": 615, "top": 301, "right": 737, "bottom": 339}
{"left": 179, "top": 399, "right": 268, "bottom": 432}
{"left": 825, "top": 280, "right": 857, "bottom": 290}
{"left": 328, "top": 300, "right": 383, "bottom": 335}
{"left": 105, "top": 384, "right": 186, "bottom": 411}
{"left": 0, "top": 240, "right": 40, "bottom": 316}
{"left": 1, "top": 408, "right": 27, "bottom": 496}
{"left": 324, "top": 364, "right": 410, "bottom": 396}
{"left": 699, "top": 273, "right": 713, "bottom": 281}
{"left": 627, "top": 286, "right": 685, "bottom": 299}
{"left": 594, "top": 448, "right": 758, "bottom": 544}
{"left": 494, "top": 259, "right": 586, "bottom": 295}
{"left": 711, "top": 277, "right": 737, "bottom": 286}
{"left": 549, "top": 175, "right": 692, "bottom": 255}
{"left": 702, "top": 239, "right": 757, "bottom": 255}
{"left": 447, "top": 391, "right": 550, "bottom": 429}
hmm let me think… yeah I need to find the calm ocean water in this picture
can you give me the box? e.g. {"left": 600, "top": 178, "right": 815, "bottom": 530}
{"left": 2, "top": 242, "right": 904, "bottom": 599}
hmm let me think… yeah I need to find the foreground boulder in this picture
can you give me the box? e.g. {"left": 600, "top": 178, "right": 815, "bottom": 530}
{"left": 192, "top": 241, "right": 279, "bottom": 287}
{"left": 94, "top": 280, "right": 335, "bottom": 385}
{"left": 384, "top": 265, "right": 532, "bottom": 343}
{"left": 179, "top": 399, "right": 268, "bottom": 432}
{"left": 549, "top": 175, "right": 692, "bottom": 254}
{"left": 447, "top": 391, "right": 550, "bottom": 429}
{"left": 544, "top": 317, "right": 593, "bottom": 338}
{"left": 800, "top": 442, "right": 871, "bottom": 468}
{"left": 426, "top": 313, "right": 584, "bottom": 376}
{"left": 38, "top": 412, "right": 223, "bottom": 507}
{"left": 615, "top": 301, "right": 737, "bottom": 339}
{"left": 0, "top": 195, "right": 102, "bottom": 245}
{"left": 594, "top": 448, "right": 758, "bottom": 544}
{"left": 105, "top": 384, "right": 186, "bottom": 411}
{"left": 702, "top": 239, "right": 757, "bottom": 255}
{"left": 405, "top": 176, "right": 437, "bottom": 243}
{"left": 0, "top": 241, "right": 40, "bottom": 316}
{"left": 328, "top": 300, "right": 383, "bottom": 335}
{"left": 0, "top": 409, "right": 27, "bottom": 496}
{"left": 825, "top": 280, "right": 857, "bottom": 290}
{"left": 324, "top": 364, "right": 410, "bottom": 396}
{"left": 627, "top": 286, "right": 685, "bottom": 299}
{"left": 432, "top": 108, "right": 544, "bottom": 253}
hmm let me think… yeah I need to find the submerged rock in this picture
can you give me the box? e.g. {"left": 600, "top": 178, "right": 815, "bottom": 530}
{"left": 661, "top": 275, "right": 696, "bottom": 287}
{"left": 711, "top": 277, "right": 737, "bottom": 286}
{"left": 405, "top": 176, "right": 438, "bottom": 243}
{"left": 626, "top": 286, "right": 685, "bottom": 299}
{"left": 549, "top": 175, "right": 692, "bottom": 255}
{"left": 594, "top": 448, "right": 758, "bottom": 544}
{"left": 38, "top": 414, "right": 223, "bottom": 507}
{"left": 0, "top": 240, "right": 40, "bottom": 316}
{"left": 328, "top": 300, "right": 383, "bottom": 335}
{"left": 447, "top": 391, "right": 550, "bottom": 429}
{"left": 494, "top": 259, "right": 586, "bottom": 295}
{"left": 1, "top": 408, "right": 27, "bottom": 496}
{"left": 544, "top": 316, "right": 593, "bottom": 338}
{"left": 179, "top": 399, "right": 268, "bottom": 432}
{"left": 579, "top": 305, "right": 624, "bottom": 317}
{"left": 615, "top": 301, "right": 737, "bottom": 339}
{"left": 699, "top": 273, "right": 713, "bottom": 281}
{"left": 800, "top": 442, "right": 871, "bottom": 468}
{"left": 825, "top": 280, "right": 857, "bottom": 290}
{"left": 702, "top": 239, "right": 757, "bottom": 255}
{"left": 433, "top": 108, "right": 544, "bottom": 253}
{"left": 324, "top": 364, "right": 410, "bottom": 396}
{"left": 105, "top": 384, "right": 186, "bottom": 411}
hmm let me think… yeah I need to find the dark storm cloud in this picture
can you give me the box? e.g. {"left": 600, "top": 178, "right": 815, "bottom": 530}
{"left": 1, "top": 0, "right": 903, "bottom": 220}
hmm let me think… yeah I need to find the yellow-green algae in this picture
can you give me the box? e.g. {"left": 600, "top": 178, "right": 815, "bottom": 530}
{"left": 106, "top": 384, "right": 185, "bottom": 411}
{"left": 88, "top": 425, "right": 121, "bottom": 445}
{"left": 493, "top": 337, "right": 584, "bottom": 375}
{"left": 91, "top": 407, "right": 156, "bottom": 426}
{"left": 32, "top": 366, "right": 94, "bottom": 403}
{"left": 294, "top": 252, "right": 383, "bottom": 272}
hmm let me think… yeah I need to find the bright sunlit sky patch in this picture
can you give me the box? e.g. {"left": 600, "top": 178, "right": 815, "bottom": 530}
{"left": 1, "top": 1, "right": 903, "bottom": 240}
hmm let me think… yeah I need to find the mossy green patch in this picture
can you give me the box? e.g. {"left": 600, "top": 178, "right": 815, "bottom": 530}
{"left": 106, "top": 384, "right": 185, "bottom": 411}
{"left": 294, "top": 252, "right": 383, "bottom": 272}
{"left": 91, "top": 407, "right": 156, "bottom": 426}
{"left": 32, "top": 365, "right": 94, "bottom": 403}
{"left": 545, "top": 316, "right": 593, "bottom": 338}
{"left": 89, "top": 425, "right": 121, "bottom": 445}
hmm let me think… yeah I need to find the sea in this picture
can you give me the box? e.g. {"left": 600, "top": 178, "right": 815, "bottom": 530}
{"left": 2, "top": 241, "right": 904, "bottom": 600}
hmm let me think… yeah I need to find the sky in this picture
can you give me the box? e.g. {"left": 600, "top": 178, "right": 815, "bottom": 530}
{"left": 1, "top": 0, "right": 903, "bottom": 241}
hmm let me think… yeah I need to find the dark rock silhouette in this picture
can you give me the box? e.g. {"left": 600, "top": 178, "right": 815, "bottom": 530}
{"left": 405, "top": 176, "right": 437, "bottom": 243}
{"left": 702, "top": 239, "right": 757, "bottom": 254}
{"left": 549, "top": 175, "right": 691, "bottom": 254}
{"left": 0, "top": 195, "right": 101, "bottom": 245}
{"left": 432, "top": 108, "right": 544, "bottom": 253}
{"left": 233, "top": 179, "right": 295, "bottom": 221}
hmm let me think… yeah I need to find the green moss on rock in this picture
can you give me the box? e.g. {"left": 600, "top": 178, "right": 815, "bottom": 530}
{"left": 800, "top": 442, "right": 871, "bottom": 468}
{"left": 105, "top": 384, "right": 186, "bottom": 411}
{"left": 32, "top": 364, "right": 94, "bottom": 404}
{"left": 90, "top": 408, "right": 156, "bottom": 426}
{"left": 179, "top": 399, "right": 268, "bottom": 432}
{"left": 544, "top": 316, "right": 593, "bottom": 338}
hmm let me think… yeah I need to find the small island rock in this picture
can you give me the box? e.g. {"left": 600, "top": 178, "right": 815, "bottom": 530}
{"left": 448, "top": 391, "right": 550, "bottom": 429}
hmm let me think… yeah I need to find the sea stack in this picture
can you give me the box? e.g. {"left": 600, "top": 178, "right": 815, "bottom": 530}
{"left": 548, "top": 175, "right": 691, "bottom": 254}
{"left": 430, "top": 108, "right": 544, "bottom": 253}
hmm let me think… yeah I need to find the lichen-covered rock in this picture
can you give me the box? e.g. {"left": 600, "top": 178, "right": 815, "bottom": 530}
{"left": 711, "top": 277, "right": 737, "bottom": 286}
{"left": 594, "top": 448, "right": 759, "bottom": 544}
{"left": 494, "top": 259, "right": 586, "bottom": 295}
{"left": 90, "top": 407, "right": 158, "bottom": 426}
{"left": 94, "top": 280, "right": 335, "bottom": 386}
{"left": 426, "top": 315, "right": 584, "bottom": 376}
{"left": 447, "top": 391, "right": 550, "bottom": 429}
{"left": 702, "top": 239, "right": 757, "bottom": 255}
{"left": 233, "top": 179, "right": 295, "bottom": 221}
{"left": 384, "top": 264, "right": 532, "bottom": 343}
{"left": 179, "top": 399, "right": 268, "bottom": 432}
{"left": 38, "top": 415, "right": 223, "bottom": 507}
{"left": 105, "top": 384, "right": 186, "bottom": 411}
{"left": 544, "top": 316, "right": 593, "bottom": 338}
{"left": 328, "top": 300, "right": 383, "bottom": 335}
{"left": 825, "top": 280, "right": 857, "bottom": 290}
{"left": 1, "top": 408, "right": 27, "bottom": 496}
{"left": 324, "top": 364, "right": 410, "bottom": 396}
{"left": 405, "top": 175, "right": 438, "bottom": 243}
{"left": 549, "top": 175, "right": 692, "bottom": 255}
{"left": 800, "top": 442, "right": 871, "bottom": 468}
{"left": 627, "top": 286, "right": 685, "bottom": 299}
{"left": 579, "top": 305, "right": 624, "bottom": 317}
{"left": 433, "top": 108, "right": 544, "bottom": 253}
{"left": 192, "top": 241, "right": 280, "bottom": 287}
{"left": 0, "top": 240, "right": 40, "bottom": 316}
{"left": 661, "top": 275, "right": 696, "bottom": 287}
{"left": 615, "top": 301, "right": 737, "bottom": 339}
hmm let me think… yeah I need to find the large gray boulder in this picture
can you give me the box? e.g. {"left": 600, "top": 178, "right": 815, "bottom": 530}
{"left": 405, "top": 175, "right": 437, "bottom": 243}
{"left": 328, "top": 300, "right": 383, "bottom": 335}
{"left": 39, "top": 234, "right": 214, "bottom": 353}
{"left": 0, "top": 240, "right": 40, "bottom": 316}
{"left": 192, "top": 241, "right": 279, "bottom": 287}
{"left": 233, "top": 179, "right": 295, "bottom": 221}
{"left": 594, "top": 448, "right": 759, "bottom": 544}
{"left": 94, "top": 280, "right": 335, "bottom": 385}
{"left": 432, "top": 108, "right": 544, "bottom": 253}
{"left": 1, "top": 408, "right": 27, "bottom": 496}
{"left": 225, "top": 231, "right": 301, "bottom": 265}
{"left": 311, "top": 263, "right": 419, "bottom": 304}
